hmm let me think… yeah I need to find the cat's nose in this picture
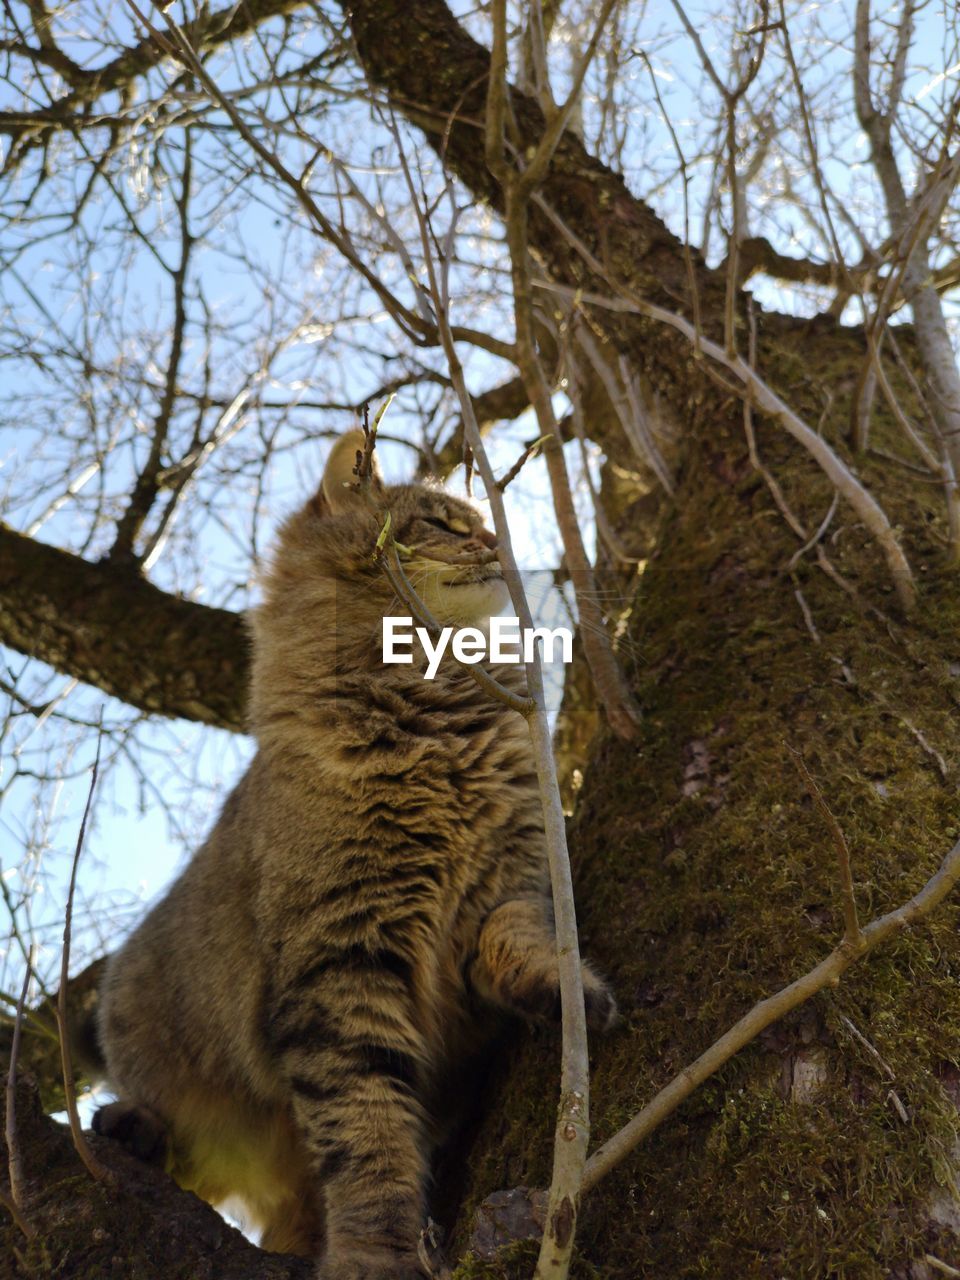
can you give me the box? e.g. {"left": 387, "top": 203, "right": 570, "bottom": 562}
{"left": 474, "top": 528, "right": 497, "bottom": 550}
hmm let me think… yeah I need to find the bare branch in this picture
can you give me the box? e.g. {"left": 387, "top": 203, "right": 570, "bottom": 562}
{"left": 534, "top": 272, "right": 917, "bottom": 612}
{"left": 108, "top": 127, "right": 194, "bottom": 565}
{"left": 582, "top": 832, "right": 960, "bottom": 1192}
{"left": 0, "top": 524, "right": 248, "bottom": 729}
{"left": 0, "top": 0, "right": 308, "bottom": 158}
{"left": 491, "top": 101, "right": 642, "bottom": 739}
{"left": 3, "top": 956, "right": 35, "bottom": 1239}
{"left": 517, "top": 0, "right": 619, "bottom": 194}
{"left": 785, "top": 746, "right": 862, "bottom": 945}
{"left": 56, "top": 728, "right": 111, "bottom": 1184}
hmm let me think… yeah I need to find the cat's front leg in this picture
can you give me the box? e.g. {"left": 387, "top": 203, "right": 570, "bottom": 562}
{"left": 470, "top": 896, "right": 617, "bottom": 1032}
{"left": 268, "top": 949, "right": 432, "bottom": 1280}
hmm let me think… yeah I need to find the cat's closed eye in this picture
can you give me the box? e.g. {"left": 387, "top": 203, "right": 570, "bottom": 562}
{"left": 424, "top": 516, "right": 467, "bottom": 536}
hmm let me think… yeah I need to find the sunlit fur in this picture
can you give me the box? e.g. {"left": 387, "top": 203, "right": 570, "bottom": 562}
{"left": 95, "top": 431, "right": 615, "bottom": 1280}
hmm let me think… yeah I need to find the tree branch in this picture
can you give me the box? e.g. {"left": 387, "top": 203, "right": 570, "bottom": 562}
{"left": 0, "top": 1075, "right": 311, "bottom": 1277}
{"left": 0, "top": 525, "right": 248, "bottom": 730}
{"left": 0, "top": 0, "right": 309, "bottom": 155}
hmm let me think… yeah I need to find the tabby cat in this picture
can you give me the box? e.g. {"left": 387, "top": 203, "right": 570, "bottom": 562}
{"left": 94, "top": 429, "right": 616, "bottom": 1279}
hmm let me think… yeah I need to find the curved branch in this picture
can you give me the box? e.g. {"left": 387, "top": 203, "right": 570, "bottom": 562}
{"left": 583, "top": 832, "right": 960, "bottom": 1192}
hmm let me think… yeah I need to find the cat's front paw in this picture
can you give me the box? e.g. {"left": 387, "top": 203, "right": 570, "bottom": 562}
{"left": 92, "top": 1099, "right": 168, "bottom": 1164}
{"left": 510, "top": 962, "right": 617, "bottom": 1033}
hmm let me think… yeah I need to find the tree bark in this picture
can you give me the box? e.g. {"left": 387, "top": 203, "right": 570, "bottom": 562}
{"left": 0, "top": 1075, "right": 310, "bottom": 1279}
{"left": 448, "top": 347, "right": 960, "bottom": 1276}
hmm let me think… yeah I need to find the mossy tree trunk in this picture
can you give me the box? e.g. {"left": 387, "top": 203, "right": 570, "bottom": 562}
{"left": 449, "top": 318, "right": 960, "bottom": 1278}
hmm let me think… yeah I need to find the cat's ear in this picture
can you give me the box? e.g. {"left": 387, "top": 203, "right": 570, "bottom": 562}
{"left": 319, "top": 429, "right": 383, "bottom": 514}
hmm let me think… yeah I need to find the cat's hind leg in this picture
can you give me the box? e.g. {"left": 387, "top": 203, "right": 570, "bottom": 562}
{"left": 470, "top": 897, "right": 617, "bottom": 1031}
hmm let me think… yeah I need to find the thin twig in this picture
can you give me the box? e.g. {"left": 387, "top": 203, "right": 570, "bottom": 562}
{"left": 56, "top": 727, "right": 111, "bottom": 1183}
{"left": 573, "top": 321, "right": 674, "bottom": 493}
{"left": 787, "top": 493, "right": 839, "bottom": 572}
{"left": 670, "top": 0, "right": 769, "bottom": 353}
{"left": 785, "top": 745, "right": 862, "bottom": 944}
{"left": 4, "top": 953, "right": 36, "bottom": 1239}
{"left": 892, "top": 713, "right": 950, "bottom": 781}
{"left": 792, "top": 579, "right": 821, "bottom": 645}
{"left": 502, "top": 193, "right": 642, "bottom": 741}
{"left": 401, "top": 137, "right": 594, "bottom": 1279}
{"left": 640, "top": 50, "right": 702, "bottom": 354}
{"left": 496, "top": 435, "right": 552, "bottom": 492}
{"left": 122, "top": 0, "right": 516, "bottom": 365}
{"left": 837, "top": 1013, "right": 896, "bottom": 1080}
{"left": 516, "top": 0, "right": 619, "bottom": 194}
{"left": 483, "top": 0, "right": 642, "bottom": 746}
{"left": 455, "top": 363, "right": 591, "bottom": 1280}
{"left": 356, "top": 407, "right": 535, "bottom": 719}
{"left": 567, "top": 395, "right": 643, "bottom": 566}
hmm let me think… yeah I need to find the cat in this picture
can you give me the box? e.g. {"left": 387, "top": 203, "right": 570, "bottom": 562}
{"left": 93, "top": 428, "right": 616, "bottom": 1280}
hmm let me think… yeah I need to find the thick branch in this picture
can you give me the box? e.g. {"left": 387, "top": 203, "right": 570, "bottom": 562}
{"left": 0, "top": 1076, "right": 310, "bottom": 1278}
{"left": 0, "top": 0, "right": 308, "bottom": 150}
{"left": 342, "top": 0, "right": 716, "bottom": 328}
{"left": 736, "top": 235, "right": 867, "bottom": 290}
{"left": 0, "top": 525, "right": 248, "bottom": 730}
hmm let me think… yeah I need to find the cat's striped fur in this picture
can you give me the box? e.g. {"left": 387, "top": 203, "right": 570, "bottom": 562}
{"left": 94, "top": 431, "right": 615, "bottom": 1279}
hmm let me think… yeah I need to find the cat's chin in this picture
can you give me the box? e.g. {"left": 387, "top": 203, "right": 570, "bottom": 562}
{"left": 427, "top": 575, "right": 511, "bottom": 627}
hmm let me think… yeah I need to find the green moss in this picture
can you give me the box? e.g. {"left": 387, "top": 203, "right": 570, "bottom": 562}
{"left": 450, "top": 1241, "right": 541, "bottom": 1279}
{"left": 451, "top": 1240, "right": 602, "bottom": 1279}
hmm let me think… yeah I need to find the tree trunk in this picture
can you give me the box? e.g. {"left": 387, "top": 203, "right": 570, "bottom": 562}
{"left": 449, "top": 321, "right": 960, "bottom": 1278}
